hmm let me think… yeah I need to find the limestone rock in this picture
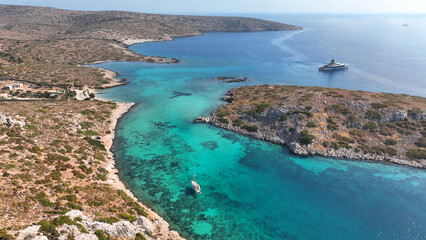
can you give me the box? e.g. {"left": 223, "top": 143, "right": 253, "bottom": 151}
{"left": 66, "top": 210, "right": 92, "bottom": 221}
{"left": 17, "top": 225, "right": 41, "bottom": 240}
{"left": 0, "top": 112, "right": 25, "bottom": 127}
{"left": 133, "top": 216, "right": 155, "bottom": 233}
{"left": 380, "top": 110, "right": 407, "bottom": 123}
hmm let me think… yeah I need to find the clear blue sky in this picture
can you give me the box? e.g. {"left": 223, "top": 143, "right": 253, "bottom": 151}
{"left": 2, "top": 0, "right": 426, "bottom": 14}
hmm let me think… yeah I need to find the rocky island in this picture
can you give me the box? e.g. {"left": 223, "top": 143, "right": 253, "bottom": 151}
{"left": 0, "top": 4, "right": 301, "bottom": 240}
{"left": 196, "top": 85, "right": 426, "bottom": 168}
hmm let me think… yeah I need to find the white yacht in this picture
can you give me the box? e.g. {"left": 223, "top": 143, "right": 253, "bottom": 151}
{"left": 319, "top": 59, "right": 349, "bottom": 71}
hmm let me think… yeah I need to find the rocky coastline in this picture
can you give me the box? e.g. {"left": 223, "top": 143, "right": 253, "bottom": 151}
{"left": 195, "top": 85, "right": 426, "bottom": 168}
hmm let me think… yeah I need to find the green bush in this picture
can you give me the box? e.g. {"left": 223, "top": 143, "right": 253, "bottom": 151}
{"left": 331, "top": 142, "right": 340, "bottom": 150}
{"left": 118, "top": 212, "right": 136, "bottom": 222}
{"left": 325, "top": 104, "right": 350, "bottom": 114}
{"left": 371, "top": 102, "right": 388, "bottom": 109}
{"left": 67, "top": 202, "right": 83, "bottom": 211}
{"left": 233, "top": 118, "right": 243, "bottom": 126}
{"left": 52, "top": 216, "right": 76, "bottom": 226}
{"left": 84, "top": 130, "right": 99, "bottom": 136}
{"left": 242, "top": 124, "right": 259, "bottom": 132}
{"left": 414, "top": 137, "right": 426, "bottom": 148}
{"left": 247, "top": 102, "right": 271, "bottom": 118}
{"left": 365, "top": 110, "right": 381, "bottom": 120}
{"left": 38, "top": 220, "right": 59, "bottom": 238}
{"left": 0, "top": 229, "right": 15, "bottom": 240}
{"left": 406, "top": 148, "right": 426, "bottom": 159}
{"left": 306, "top": 122, "right": 317, "bottom": 128}
{"left": 384, "top": 139, "right": 397, "bottom": 146}
{"left": 349, "top": 129, "right": 365, "bottom": 137}
{"left": 216, "top": 109, "right": 231, "bottom": 117}
{"left": 144, "top": 230, "right": 157, "bottom": 239}
{"left": 72, "top": 170, "right": 86, "bottom": 179}
{"left": 299, "top": 130, "right": 315, "bottom": 145}
{"left": 135, "top": 233, "right": 148, "bottom": 240}
{"left": 95, "top": 230, "right": 107, "bottom": 240}
{"left": 326, "top": 117, "right": 338, "bottom": 131}
{"left": 218, "top": 117, "right": 229, "bottom": 124}
{"left": 96, "top": 216, "right": 120, "bottom": 224}
{"left": 364, "top": 121, "right": 378, "bottom": 132}
{"left": 84, "top": 137, "right": 105, "bottom": 151}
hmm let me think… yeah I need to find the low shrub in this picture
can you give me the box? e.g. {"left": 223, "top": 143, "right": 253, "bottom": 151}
{"left": 96, "top": 217, "right": 120, "bottom": 224}
{"left": 118, "top": 212, "right": 136, "bottom": 222}
{"left": 233, "top": 118, "right": 243, "bottom": 126}
{"left": 95, "top": 230, "right": 107, "bottom": 240}
{"left": 299, "top": 130, "right": 315, "bottom": 145}
{"left": 385, "top": 139, "right": 397, "bottom": 146}
{"left": 406, "top": 148, "right": 426, "bottom": 159}
{"left": 242, "top": 124, "right": 259, "bottom": 132}
{"left": 365, "top": 110, "right": 381, "bottom": 120}
{"left": 306, "top": 122, "right": 317, "bottom": 128}
{"left": 364, "top": 121, "right": 378, "bottom": 132}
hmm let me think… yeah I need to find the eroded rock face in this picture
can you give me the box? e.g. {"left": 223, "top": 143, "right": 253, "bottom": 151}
{"left": 18, "top": 211, "right": 169, "bottom": 240}
{"left": 410, "top": 113, "right": 426, "bottom": 121}
{"left": 133, "top": 216, "right": 155, "bottom": 233}
{"left": 380, "top": 110, "right": 407, "bottom": 123}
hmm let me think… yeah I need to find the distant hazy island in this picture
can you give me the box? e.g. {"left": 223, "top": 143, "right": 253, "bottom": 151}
{"left": 0, "top": 4, "right": 300, "bottom": 240}
{"left": 196, "top": 85, "right": 426, "bottom": 168}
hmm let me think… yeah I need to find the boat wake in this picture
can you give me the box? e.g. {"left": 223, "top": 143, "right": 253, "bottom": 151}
{"left": 271, "top": 29, "right": 309, "bottom": 62}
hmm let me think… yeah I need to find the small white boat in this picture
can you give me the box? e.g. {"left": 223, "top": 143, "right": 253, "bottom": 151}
{"left": 191, "top": 164, "right": 201, "bottom": 195}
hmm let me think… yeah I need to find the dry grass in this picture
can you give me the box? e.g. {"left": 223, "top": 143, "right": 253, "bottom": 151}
{"left": 0, "top": 101, "right": 146, "bottom": 231}
{"left": 215, "top": 85, "right": 426, "bottom": 161}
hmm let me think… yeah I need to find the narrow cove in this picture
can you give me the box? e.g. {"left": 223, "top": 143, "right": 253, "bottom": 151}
{"left": 97, "top": 25, "right": 426, "bottom": 240}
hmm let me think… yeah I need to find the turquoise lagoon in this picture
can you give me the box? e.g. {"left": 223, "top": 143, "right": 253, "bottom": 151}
{"left": 97, "top": 15, "right": 426, "bottom": 240}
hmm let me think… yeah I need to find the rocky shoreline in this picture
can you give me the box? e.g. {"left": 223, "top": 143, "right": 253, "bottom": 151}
{"left": 195, "top": 116, "right": 424, "bottom": 168}
{"left": 195, "top": 85, "right": 426, "bottom": 168}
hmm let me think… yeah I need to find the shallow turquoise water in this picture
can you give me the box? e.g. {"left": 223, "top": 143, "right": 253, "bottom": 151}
{"left": 98, "top": 15, "right": 426, "bottom": 240}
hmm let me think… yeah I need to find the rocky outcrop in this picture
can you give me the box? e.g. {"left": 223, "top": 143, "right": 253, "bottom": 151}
{"left": 18, "top": 210, "right": 161, "bottom": 240}
{"left": 195, "top": 85, "right": 426, "bottom": 168}
{"left": 0, "top": 112, "right": 25, "bottom": 127}
{"left": 379, "top": 110, "right": 407, "bottom": 123}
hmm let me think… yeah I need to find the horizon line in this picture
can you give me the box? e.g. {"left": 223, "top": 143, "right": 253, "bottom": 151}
{"left": 2, "top": 3, "right": 426, "bottom": 16}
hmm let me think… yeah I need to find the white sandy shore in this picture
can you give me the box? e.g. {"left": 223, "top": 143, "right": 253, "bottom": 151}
{"left": 101, "top": 100, "right": 185, "bottom": 240}
{"left": 121, "top": 37, "right": 174, "bottom": 46}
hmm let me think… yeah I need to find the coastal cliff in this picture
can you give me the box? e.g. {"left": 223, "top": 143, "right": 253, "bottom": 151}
{"left": 196, "top": 85, "right": 426, "bottom": 168}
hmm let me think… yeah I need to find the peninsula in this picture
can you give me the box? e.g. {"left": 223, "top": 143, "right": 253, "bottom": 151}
{"left": 196, "top": 85, "right": 426, "bottom": 168}
{"left": 0, "top": 4, "right": 301, "bottom": 240}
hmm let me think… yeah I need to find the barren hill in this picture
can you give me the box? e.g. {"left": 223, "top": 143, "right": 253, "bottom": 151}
{"left": 0, "top": 5, "right": 301, "bottom": 41}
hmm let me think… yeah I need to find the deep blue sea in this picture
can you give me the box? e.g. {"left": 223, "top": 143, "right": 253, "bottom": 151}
{"left": 96, "top": 14, "right": 426, "bottom": 240}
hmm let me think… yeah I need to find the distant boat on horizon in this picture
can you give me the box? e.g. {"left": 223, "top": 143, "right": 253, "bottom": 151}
{"left": 319, "top": 59, "right": 349, "bottom": 71}
{"left": 191, "top": 164, "right": 201, "bottom": 195}
{"left": 403, "top": 24, "right": 408, "bottom": 26}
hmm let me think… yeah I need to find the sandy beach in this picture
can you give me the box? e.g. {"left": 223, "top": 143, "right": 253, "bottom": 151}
{"left": 101, "top": 100, "right": 185, "bottom": 240}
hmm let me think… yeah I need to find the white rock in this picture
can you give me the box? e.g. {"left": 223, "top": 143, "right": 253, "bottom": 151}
{"left": 133, "top": 216, "right": 155, "bottom": 233}
{"left": 58, "top": 224, "right": 79, "bottom": 237}
{"left": 66, "top": 210, "right": 92, "bottom": 221}
{"left": 111, "top": 221, "right": 136, "bottom": 238}
{"left": 0, "top": 112, "right": 25, "bottom": 127}
{"left": 17, "top": 225, "right": 41, "bottom": 240}
{"left": 75, "top": 233, "right": 98, "bottom": 240}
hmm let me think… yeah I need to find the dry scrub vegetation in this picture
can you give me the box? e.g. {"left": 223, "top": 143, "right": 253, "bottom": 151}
{"left": 214, "top": 85, "right": 426, "bottom": 164}
{"left": 0, "top": 101, "right": 147, "bottom": 232}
